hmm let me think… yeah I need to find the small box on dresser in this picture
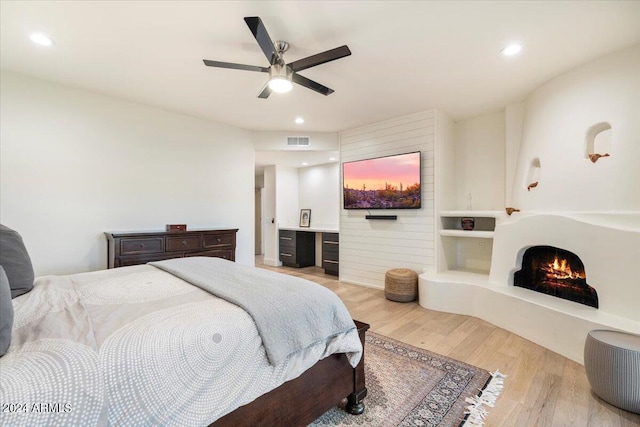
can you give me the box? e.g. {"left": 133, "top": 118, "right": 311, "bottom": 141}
{"left": 322, "top": 232, "right": 339, "bottom": 276}
{"left": 105, "top": 228, "right": 238, "bottom": 268}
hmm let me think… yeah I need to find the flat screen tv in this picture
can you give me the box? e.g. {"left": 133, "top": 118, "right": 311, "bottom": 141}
{"left": 343, "top": 151, "right": 421, "bottom": 209}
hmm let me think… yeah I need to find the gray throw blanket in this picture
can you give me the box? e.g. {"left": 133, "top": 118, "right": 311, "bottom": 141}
{"left": 150, "top": 257, "right": 357, "bottom": 366}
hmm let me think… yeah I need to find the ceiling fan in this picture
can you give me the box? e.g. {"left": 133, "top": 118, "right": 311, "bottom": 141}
{"left": 203, "top": 17, "right": 351, "bottom": 98}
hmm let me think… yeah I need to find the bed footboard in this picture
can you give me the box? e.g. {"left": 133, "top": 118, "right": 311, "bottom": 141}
{"left": 211, "top": 320, "right": 369, "bottom": 427}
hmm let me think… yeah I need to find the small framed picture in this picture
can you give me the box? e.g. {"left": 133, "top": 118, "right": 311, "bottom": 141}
{"left": 300, "top": 209, "right": 311, "bottom": 227}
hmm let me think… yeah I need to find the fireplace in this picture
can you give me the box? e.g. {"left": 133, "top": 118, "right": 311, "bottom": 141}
{"left": 514, "top": 245, "right": 598, "bottom": 308}
{"left": 513, "top": 246, "right": 598, "bottom": 308}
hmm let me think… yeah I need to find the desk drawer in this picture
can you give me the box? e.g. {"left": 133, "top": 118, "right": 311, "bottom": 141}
{"left": 279, "top": 230, "right": 296, "bottom": 246}
{"left": 166, "top": 236, "right": 201, "bottom": 252}
{"left": 323, "top": 249, "right": 339, "bottom": 262}
{"left": 322, "top": 232, "right": 339, "bottom": 243}
{"left": 279, "top": 250, "right": 296, "bottom": 261}
{"left": 120, "top": 238, "right": 164, "bottom": 255}
{"left": 323, "top": 241, "right": 339, "bottom": 254}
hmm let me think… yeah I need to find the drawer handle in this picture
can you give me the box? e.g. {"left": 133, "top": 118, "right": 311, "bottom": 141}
{"left": 139, "top": 244, "right": 145, "bottom": 248}
{"left": 280, "top": 253, "right": 293, "bottom": 257}
{"left": 182, "top": 240, "right": 187, "bottom": 246}
{"left": 216, "top": 238, "right": 221, "bottom": 242}
{"left": 280, "top": 237, "right": 293, "bottom": 240}
{"left": 323, "top": 241, "right": 339, "bottom": 245}
{"left": 323, "top": 260, "right": 339, "bottom": 264}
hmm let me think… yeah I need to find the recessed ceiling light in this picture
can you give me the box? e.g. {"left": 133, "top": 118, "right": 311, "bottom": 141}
{"left": 295, "top": 117, "right": 304, "bottom": 124}
{"left": 301, "top": 162, "right": 309, "bottom": 166}
{"left": 500, "top": 44, "right": 522, "bottom": 56}
{"left": 329, "top": 157, "right": 336, "bottom": 161}
{"left": 30, "top": 33, "right": 54, "bottom": 46}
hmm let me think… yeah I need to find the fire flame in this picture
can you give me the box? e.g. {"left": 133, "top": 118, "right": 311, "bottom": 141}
{"left": 544, "top": 256, "right": 585, "bottom": 280}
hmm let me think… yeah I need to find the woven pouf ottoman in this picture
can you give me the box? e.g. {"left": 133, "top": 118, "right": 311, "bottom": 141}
{"left": 584, "top": 330, "right": 640, "bottom": 414}
{"left": 384, "top": 268, "right": 418, "bottom": 302}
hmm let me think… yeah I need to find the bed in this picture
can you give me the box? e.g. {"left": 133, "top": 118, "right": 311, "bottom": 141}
{"left": 0, "top": 254, "right": 368, "bottom": 426}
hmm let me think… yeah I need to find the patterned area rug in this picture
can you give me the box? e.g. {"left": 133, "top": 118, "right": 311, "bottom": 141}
{"left": 311, "top": 332, "right": 501, "bottom": 427}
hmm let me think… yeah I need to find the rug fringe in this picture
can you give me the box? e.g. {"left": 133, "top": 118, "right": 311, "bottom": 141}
{"left": 460, "top": 370, "right": 507, "bottom": 427}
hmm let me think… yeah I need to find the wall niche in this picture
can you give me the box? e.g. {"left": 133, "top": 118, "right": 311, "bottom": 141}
{"left": 586, "top": 122, "right": 612, "bottom": 163}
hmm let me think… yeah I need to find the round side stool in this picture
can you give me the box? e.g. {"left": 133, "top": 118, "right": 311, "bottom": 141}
{"left": 384, "top": 268, "right": 418, "bottom": 302}
{"left": 584, "top": 330, "right": 640, "bottom": 414}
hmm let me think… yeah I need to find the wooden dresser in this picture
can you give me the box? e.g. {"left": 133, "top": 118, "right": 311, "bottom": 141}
{"left": 105, "top": 228, "right": 238, "bottom": 268}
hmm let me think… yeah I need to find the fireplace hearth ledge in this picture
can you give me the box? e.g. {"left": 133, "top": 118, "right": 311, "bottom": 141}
{"left": 419, "top": 270, "right": 639, "bottom": 364}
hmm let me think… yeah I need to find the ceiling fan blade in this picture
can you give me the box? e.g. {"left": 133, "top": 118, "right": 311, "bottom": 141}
{"left": 292, "top": 73, "right": 335, "bottom": 96}
{"left": 203, "top": 59, "right": 269, "bottom": 73}
{"left": 289, "top": 45, "right": 351, "bottom": 72}
{"left": 244, "top": 17, "right": 278, "bottom": 65}
{"left": 258, "top": 82, "right": 272, "bottom": 99}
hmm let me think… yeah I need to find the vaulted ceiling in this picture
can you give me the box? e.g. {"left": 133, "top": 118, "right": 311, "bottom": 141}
{"left": 2, "top": 1, "right": 639, "bottom": 133}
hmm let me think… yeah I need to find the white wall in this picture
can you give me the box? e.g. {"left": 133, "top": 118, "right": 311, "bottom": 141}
{"left": 262, "top": 166, "right": 279, "bottom": 266}
{"left": 339, "top": 110, "right": 437, "bottom": 288}
{"left": 511, "top": 44, "right": 640, "bottom": 212}
{"left": 275, "top": 166, "right": 299, "bottom": 228}
{"left": 453, "top": 111, "right": 506, "bottom": 210}
{"left": 0, "top": 71, "right": 255, "bottom": 275}
{"left": 298, "top": 162, "right": 340, "bottom": 229}
{"left": 505, "top": 102, "right": 525, "bottom": 207}
{"left": 435, "top": 110, "right": 456, "bottom": 212}
{"left": 434, "top": 110, "right": 457, "bottom": 273}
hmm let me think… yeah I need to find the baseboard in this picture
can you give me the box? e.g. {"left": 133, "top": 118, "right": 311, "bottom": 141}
{"left": 262, "top": 257, "right": 282, "bottom": 267}
{"left": 339, "top": 278, "right": 384, "bottom": 290}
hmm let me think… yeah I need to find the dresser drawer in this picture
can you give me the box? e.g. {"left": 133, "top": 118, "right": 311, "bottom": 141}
{"left": 117, "top": 253, "right": 179, "bottom": 267}
{"left": 166, "top": 235, "right": 202, "bottom": 252}
{"left": 120, "top": 238, "right": 164, "bottom": 255}
{"left": 203, "top": 232, "right": 235, "bottom": 248}
{"left": 186, "top": 249, "right": 234, "bottom": 261}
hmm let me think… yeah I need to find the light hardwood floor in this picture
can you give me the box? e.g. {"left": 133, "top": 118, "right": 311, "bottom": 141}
{"left": 257, "top": 259, "right": 640, "bottom": 427}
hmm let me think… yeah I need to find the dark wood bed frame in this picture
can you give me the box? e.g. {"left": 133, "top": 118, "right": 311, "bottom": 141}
{"left": 211, "top": 320, "right": 369, "bottom": 427}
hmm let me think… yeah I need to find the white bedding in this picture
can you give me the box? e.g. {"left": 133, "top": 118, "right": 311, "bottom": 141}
{"left": 0, "top": 264, "right": 363, "bottom": 426}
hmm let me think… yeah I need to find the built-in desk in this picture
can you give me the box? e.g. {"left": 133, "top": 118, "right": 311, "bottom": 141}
{"left": 279, "top": 227, "right": 339, "bottom": 276}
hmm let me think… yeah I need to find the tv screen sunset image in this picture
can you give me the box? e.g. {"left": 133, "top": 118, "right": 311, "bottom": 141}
{"left": 343, "top": 152, "right": 421, "bottom": 209}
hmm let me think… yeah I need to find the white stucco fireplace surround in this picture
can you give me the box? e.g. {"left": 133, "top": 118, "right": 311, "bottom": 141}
{"left": 420, "top": 213, "right": 640, "bottom": 364}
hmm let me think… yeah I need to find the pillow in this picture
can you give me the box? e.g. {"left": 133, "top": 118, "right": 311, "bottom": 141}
{"left": 0, "top": 266, "right": 13, "bottom": 356}
{"left": 0, "top": 224, "right": 35, "bottom": 298}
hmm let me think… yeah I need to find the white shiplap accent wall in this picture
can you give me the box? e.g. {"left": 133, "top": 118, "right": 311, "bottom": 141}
{"left": 339, "top": 110, "right": 436, "bottom": 289}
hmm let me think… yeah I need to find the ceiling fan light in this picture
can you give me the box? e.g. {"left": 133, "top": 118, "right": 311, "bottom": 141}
{"left": 268, "top": 77, "right": 293, "bottom": 93}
